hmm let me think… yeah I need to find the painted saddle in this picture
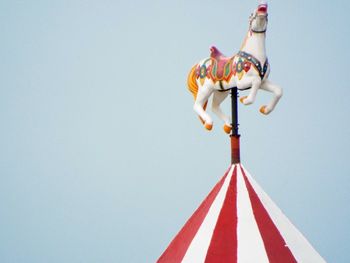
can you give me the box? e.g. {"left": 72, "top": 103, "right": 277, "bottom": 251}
{"left": 209, "top": 46, "right": 234, "bottom": 82}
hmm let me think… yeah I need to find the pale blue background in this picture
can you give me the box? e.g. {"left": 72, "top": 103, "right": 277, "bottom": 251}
{"left": 1, "top": 0, "right": 349, "bottom": 262}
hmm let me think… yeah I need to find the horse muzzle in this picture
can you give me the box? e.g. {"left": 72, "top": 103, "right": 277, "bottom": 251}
{"left": 257, "top": 4, "right": 268, "bottom": 14}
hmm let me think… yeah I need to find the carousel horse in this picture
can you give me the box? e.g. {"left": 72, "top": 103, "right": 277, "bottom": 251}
{"left": 187, "top": 1, "right": 282, "bottom": 134}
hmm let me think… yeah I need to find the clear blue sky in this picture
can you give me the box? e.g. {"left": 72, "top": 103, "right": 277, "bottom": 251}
{"left": 1, "top": 0, "right": 349, "bottom": 262}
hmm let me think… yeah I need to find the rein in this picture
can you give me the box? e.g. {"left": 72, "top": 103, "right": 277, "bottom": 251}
{"left": 251, "top": 28, "right": 266, "bottom": 34}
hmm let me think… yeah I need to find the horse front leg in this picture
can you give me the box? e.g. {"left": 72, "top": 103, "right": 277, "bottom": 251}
{"left": 211, "top": 90, "right": 231, "bottom": 134}
{"left": 260, "top": 79, "right": 283, "bottom": 114}
{"left": 193, "top": 84, "right": 214, "bottom": 130}
{"left": 237, "top": 77, "right": 262, "bottom": 105}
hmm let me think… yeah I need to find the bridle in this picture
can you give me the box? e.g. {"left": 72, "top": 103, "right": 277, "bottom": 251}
{"left": 249, "top": 12, "right": 268, "bottom": 34}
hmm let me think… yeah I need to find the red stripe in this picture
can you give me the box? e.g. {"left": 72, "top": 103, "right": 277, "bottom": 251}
{"left": 157, "top": 166, "right": 232, "bottom": 263}
{"left": 205, "top": 166, "right": 238, "bottom": 263}
{"left": 240, "top": 166, "right": 297, "bottom": 263}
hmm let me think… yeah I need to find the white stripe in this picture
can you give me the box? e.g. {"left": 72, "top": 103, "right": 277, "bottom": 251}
{"left": 241, "top": 165, "right": 326, "bottom": 263}
{"left": 237, "top": 165, "right": 270, "bottom": 263}
{"left": 182, "top": 165, "right": 235, "bottom": 263}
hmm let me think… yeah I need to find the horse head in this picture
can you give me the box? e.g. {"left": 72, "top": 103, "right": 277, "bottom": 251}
{"left": 249, "top": 1, "right": 268, "bottom": 34}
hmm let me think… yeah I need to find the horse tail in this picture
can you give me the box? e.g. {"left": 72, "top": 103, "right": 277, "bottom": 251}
{"left": 187, "top": 65, "right": 199, "bottom": 99}
{"left": 187, "top": 64, "right": 208, "bottom": 124}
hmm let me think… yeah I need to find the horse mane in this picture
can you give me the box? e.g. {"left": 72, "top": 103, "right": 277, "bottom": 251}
{"left": 240, "top": 30, "right": 250, "bottom": 50}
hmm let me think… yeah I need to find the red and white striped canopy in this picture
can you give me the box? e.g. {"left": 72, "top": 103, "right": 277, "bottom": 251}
{"left": 158, "top": 164, "right": 325, "bottom": 263}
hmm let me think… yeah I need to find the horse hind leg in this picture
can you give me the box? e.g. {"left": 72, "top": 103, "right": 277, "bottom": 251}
{"left": 212, "top": 90, "right": 231, "bottom": 134}
{"left": 260, "top": 80, "right": 283, "bottom": 115}
{"left": 193, "top": 83, "right": 214, "bottom": 130}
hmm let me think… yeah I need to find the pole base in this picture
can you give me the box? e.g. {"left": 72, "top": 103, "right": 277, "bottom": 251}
{"left": 231, "top": 135, "right": 241, "bottom": 164}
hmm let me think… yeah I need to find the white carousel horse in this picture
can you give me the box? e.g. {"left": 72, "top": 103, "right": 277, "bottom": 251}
{"left": 187, "top": 1, "right": 282, "bottom": 134}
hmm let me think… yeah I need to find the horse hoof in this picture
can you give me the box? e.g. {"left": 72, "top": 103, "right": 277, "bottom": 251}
{"left": 223, "top": 124, "right": 231, "bottom": 134}
{"left": 259, "top": 105, "right": 268, "bottom": 115}
{"left": 239, "top": 96, "right": 247, "bottom": 104}
{"left": 204, "top": 122, "right": 213, "bottom": 131}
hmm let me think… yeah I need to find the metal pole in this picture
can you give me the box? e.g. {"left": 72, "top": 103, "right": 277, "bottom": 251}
{"left": 230, "top": 87, "right": 241, "bottom": 164}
